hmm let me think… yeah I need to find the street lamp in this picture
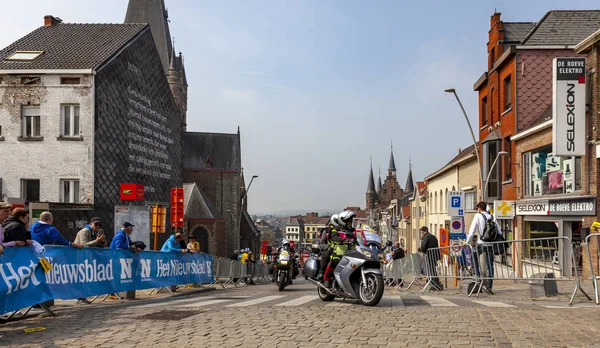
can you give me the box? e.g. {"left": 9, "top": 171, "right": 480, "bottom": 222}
{"left": 238, "top": 175, "right": 259, "bottom": 250}
{"left": 483, "top": 151, "right": 508, "bottom": 204}
{"left": 445, "top": 88, "right": 484, "bottom": 201}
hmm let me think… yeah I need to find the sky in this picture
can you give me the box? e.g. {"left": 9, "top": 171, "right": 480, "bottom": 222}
{"left": 2, "top": 0, "right": 599, "bottom": 215}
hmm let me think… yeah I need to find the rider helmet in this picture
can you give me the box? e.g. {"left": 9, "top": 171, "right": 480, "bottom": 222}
{"left": 282, "top": 239, "right": 290, "bottom": 247}
{"left": 329, "top": 214, "right": 341, "bottom": 228}
{"left": 339, "top": 210, "right": 356, "bottom": 229}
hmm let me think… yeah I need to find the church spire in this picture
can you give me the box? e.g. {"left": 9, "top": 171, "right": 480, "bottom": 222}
{"left": 367, "top": 157, "right": 376, "bottom": 194}
{"left": 377, "top": 166, "right": 383, "bottom": 193}
{"left": 125, "top": 0, "right": 173, "bottom": 73}
{"left": 388, "top": 141, "right": 397, "bottom": 176}
{"left": 404, "top": 158, "right": 414, "bottom": 195}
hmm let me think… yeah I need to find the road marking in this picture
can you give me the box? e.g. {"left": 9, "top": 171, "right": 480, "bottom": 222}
{"left": 225, "top": 295, "right": 285, "bottom": 307}
{"left": 472, "top": 300, "right": 516, "bottom": 308}
{"left": 544, "top": 305, "right": 576, "bottom": 309}
{"left": 326, "top": 301, "right": 353, "bottom": 307}
{"left": 275, "top": 295, "right": 318, "bottom": 307}
{"left": 133, "top": 297, "right": 215, "bottom": 309}
{"left": 184, "top": 299, "right": 233, "bottom": 307}
{"left": 420, "top": 296, "right": 458, "bottom": 307}
{"left": 391, "top": 294, "right": 405, "bottom": 307}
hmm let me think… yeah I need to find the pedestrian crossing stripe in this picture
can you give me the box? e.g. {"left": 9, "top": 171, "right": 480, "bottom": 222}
{"left": 471, "top": 300, "right": 517, "bottom": 308}
{"left": 420, "top": 295, "right": 458, "bottom": 307}
{"left": 275, "top": 295, "right": 318, "bottom": 307}
{"left": 225, "top": 295, "right": 285, "bottom": 307}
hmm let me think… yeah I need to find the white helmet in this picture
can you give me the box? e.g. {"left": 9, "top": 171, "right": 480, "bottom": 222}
{"left": 339, "top": 210, "right": 356, "bottom": 227}
{"left": 329, "top": 214, "right": 341, "bottom": 228}
{"left": 282, "top": 239, "right": 290, "bottom": 246}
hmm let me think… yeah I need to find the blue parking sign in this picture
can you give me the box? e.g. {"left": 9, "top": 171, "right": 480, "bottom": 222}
{"left": 451, "top": 197, "right": 461, "bottom": 208}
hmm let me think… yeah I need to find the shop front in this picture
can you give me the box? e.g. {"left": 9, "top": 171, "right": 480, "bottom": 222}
{"left": 515, "top": 196, "right": 596, "bottom": 277}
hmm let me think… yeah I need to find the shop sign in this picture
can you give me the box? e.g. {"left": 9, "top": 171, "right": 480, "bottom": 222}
{"left": 494, "top": 201, "right": 515, "bottom": 220}
{"left": 516, "top": 201, "right": 549, "bottom": 216}
{"left": 548, "top": 197, "right": 596, "bottom": 216}
{"left": 119, "top": 183, "right": 144, "bottom": 201}
{"left": 552, "top": 57, "right": 586, "bottom": 156}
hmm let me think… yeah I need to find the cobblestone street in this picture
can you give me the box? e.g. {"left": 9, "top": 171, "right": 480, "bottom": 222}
{"left": 1, "top": 280, "right": 599, "bottom": 347}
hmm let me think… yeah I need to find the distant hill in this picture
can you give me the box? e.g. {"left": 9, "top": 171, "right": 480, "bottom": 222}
{"left": 253, "top": 209, "right": 338, "bottom": 217}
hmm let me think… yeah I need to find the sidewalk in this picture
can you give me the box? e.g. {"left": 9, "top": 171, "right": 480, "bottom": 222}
{"left": 395, "top": 277, "right": 598, "bottom": 305}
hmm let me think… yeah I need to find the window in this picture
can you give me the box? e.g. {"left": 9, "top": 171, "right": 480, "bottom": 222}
{"left": 444, "top": 189, "right": 448, "bottom": 212}
{"left": 484, "top": 141, "right": 500, "bottom": 200}
{"left": 524, "top": 145, "right": 582, "bottom": 196}
{"left": 434, "top": 192, "right": 437, "bottom": 213}
{"left": 20, "top": 76, "right": 40, "bottom": 85}
{"left": 61, "top": 179, "right": 80, "bottom": 203}
{"left": 465, "top": 191, "right": 476, "bottom": 210}
{"left": 503, "top": 76, "right": 512, "bottom": 111}
{"left": 21, "top": 179, "right": 40, "bottom": 202}
{"left": 61, "top": 104, "right": 80, "bottom": 137}
{"left": 504, "top": 137, "right": 512, "bottom": 180}
{"left": 6, "top": 51, "right": 43, "bottom": 61}
{"left": 22, "top": 106, "right": 41, "bottom": 138}
{"left": 481, "top": 96, "right": 488, "bottom": 127}
{"left": 60, "top": 77, "right": 81, "bottom": 85}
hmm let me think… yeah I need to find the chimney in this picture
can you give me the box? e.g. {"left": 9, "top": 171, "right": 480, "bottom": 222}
{"left": 44, "top": 15, "right": 62, "bottom": 27}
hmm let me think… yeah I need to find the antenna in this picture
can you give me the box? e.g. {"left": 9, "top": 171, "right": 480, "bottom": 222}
{"left": 409, "top": 157, "right": 412, "bottom": 169}
{"left": 370, "top": 156, "right": 372, "bottom": 167}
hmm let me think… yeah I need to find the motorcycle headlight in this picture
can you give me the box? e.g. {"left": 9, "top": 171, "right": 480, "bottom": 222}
{"left": 280, "top": 260, "right": 288, "bottom": 265}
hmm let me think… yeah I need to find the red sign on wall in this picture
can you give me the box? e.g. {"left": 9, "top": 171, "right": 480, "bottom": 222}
{"left": 171, "top": 188, "right": 184, "bottom": 229}
{"left": 120, "top": 184, "right": 144, "bottom": 201}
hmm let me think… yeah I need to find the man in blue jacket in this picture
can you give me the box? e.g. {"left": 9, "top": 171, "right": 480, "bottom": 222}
{"left": 31, "top": 212, "right": 82, "bottom": 249}
{"left": 110, "top": 222, "right": 141, "bottom": 251}
{"left": 161, "top": 232, "right": 188, "bottom": 253}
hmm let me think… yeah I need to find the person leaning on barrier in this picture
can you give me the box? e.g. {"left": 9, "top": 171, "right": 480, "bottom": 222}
{"left": 74, "top": 217, "right": 107, "bottom": 248}
{"left": 0, "top": 203, "right": 17, "bottom": 253}
{"left": 110, "top": 222, "right": 141, "bottom": 252}
{"left": 418, "top": 226, "right": 443, "bottom": 291}
{"left": 2, "top": 208, "right": 34, "bottom": 247}
{"left": 30, "top": 212, "right": 82, "bottom": 249}
{"left": 161, "top": 232, "right": 188, "bottom": 253}
{"left": 465, "top": 202, "right": 503, "bottom": 295}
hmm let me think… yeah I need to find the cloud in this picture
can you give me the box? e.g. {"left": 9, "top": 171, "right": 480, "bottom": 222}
{"left": 219, "top": 88, "right": 257, "bottom": 103}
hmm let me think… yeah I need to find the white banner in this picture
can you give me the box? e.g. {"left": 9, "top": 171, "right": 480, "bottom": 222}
{"left": 552, "top": 57, "right": 586, "bottom": 156}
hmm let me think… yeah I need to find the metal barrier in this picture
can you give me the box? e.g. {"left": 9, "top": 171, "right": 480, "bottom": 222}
{"left": 423, "top": 237, "right": 592, "bottom": 305}
{"left": 402, "top": 253, "right": 427, "bottom": 290}
{"left": 585, "top": 233, "right": 600, "bottom": 305}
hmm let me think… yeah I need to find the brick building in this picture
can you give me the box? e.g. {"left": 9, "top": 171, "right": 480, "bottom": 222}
{"left": 0, "top": 14, "right": 184, "bottom": 245}
{"left": 473, "top": 10, "right": 600, "bottom": 276}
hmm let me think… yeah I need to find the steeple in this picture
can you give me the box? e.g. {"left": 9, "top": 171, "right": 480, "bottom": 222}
{"left": 366, "top": 158, "right": 376, "bottom": 194}
{"left": 125, "top": 0, "right": 173, "bottom": 73}
{"left": 388, "top": 142, "right": 396, "bottom": 177}
{"left": 404, "top": 158, "right": 414, "bottom": 195}
{"left": 377, "top": 166, "right": 383, "bottom": 193}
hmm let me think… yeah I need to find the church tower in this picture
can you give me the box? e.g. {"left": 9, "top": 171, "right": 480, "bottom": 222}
{"left": 366, "top": 159, "right": 378, "bottom": 210}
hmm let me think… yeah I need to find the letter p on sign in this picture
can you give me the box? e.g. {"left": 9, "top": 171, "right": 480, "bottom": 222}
{"left": 451, "top": 197, "right": 461, "bottom": 208}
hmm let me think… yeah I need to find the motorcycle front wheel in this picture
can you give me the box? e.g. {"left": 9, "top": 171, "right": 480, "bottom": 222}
{"left": 278, "top": 271, "right": 287, "bottom": 291}
{"left": 358, "top": 273, "right": 384, "bottom": 306}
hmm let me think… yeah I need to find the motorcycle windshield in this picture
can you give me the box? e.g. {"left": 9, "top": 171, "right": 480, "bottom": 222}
{"left": 363, "top": 231, "right": 381, "bottom": 244}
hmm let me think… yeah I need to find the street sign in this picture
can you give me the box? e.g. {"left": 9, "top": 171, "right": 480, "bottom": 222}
{"left": 450, "top": 216, "right": 463, "bottom": 234}
{"left": 448, "top": 191, "right": 465, "bottom": 216}
{"left": 450, "top": 241, "right": 462, "bottom": 256}
{"left": 440, "top": 228, "right": 449, "bottom": 248}
{"left": 449, "top": 233, "right": 466, "bottom": 240}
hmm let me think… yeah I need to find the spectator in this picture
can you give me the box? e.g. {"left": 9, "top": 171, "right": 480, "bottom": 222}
{"left": 466, "top": 202, "right": 503, "bottom": 295}
{"left": 392, "top": 243, "right": 406, "bottom": 260}
{"left": 0, "top": 203, "right": 18, "bottom": 253}
{"left": 2, "top": 208, "right": 33, "bottom": 246}
{"left": 231, "top": 250, "right": 240, "bottom": 260}
{"left": 418, "top": 226, "right": 443, "bottom": 291}
{"left": 187, "top": 235, "right": 200, "bottom": 253}
{"left": 74, "top": 217, "right": 106, "bottom": 248}
{"left": 161, "top": 232, "right": 188, "bottom": 253}
{"left": 110, "top": 222, "right": 141, "bottom": 251}
{"left": 30, "top": 212, "right": 82, "bottom": 249}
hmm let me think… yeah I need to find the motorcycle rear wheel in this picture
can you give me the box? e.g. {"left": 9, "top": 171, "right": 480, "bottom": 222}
{"left": 358, "top": 273, "right": 384, "bottom": 306}
{"left": 317, "top": 286, "right": 335, "bottom": 301}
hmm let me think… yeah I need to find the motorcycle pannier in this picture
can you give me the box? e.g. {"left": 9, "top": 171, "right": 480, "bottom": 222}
{"left": 303, "top": 257, "right": 319, "bottom": 278}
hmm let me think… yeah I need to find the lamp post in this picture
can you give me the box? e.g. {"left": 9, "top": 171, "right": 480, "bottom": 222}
{"left": 445, "top": 88, "right": 484, "bottom": 201}
{"left": 238, "top": 175, "right": 258, "bottom": 250}
{"left": 483, "top": 151, "right": 508, "bottom": 204}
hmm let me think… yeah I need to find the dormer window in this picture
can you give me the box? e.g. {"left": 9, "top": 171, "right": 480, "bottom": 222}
{"left": 5, "top": 51, "right": 43, "bottom": 61}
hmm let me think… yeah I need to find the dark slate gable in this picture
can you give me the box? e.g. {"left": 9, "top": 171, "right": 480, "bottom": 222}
{"left": 503, "top": 22, "right": 536, "bottom": 44}
{"left": 0, "top": 23, "right": 147, "bottom": 70}
{"left": 183, "top": 132, "right": 241, "bottom": 171}
{"left": 522, "top": 10, "right": 600, "bottom": 46}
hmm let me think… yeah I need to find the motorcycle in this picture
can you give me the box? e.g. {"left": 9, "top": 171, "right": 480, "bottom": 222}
{"left": 305, "top": 229, "right": 385, "bottom": 306}
{"left": 274, "top": 249, "right": 297, "bottom": 291}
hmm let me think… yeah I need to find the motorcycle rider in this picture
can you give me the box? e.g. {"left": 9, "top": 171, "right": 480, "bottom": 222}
{"left": 276, "top": 239, "right": 299, "bottom": 282}
{"left": 315, "top": 214, "right": 342, "bottom": 281}
{"left": 323, "top": 213, "right": 357, "bottom": 287}
{"left": 338, "top": 210, "right": 356, "bottom": 234}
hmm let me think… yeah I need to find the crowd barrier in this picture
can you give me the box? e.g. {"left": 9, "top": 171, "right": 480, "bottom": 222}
{"left": 0, "top": 246, "right": 215, "bottom": 317}
{"left": 422, "top": 236, "right": 592, "bottom": 305}
{"left": 585, "top": 233, "right": 600, "bottom": 304}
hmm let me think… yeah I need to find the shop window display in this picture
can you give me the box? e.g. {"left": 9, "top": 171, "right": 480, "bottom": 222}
{"left": 525, "top": 221, "right": 558, "bottom": 263}
{"left": 524, "top": 145, "right": 581, "bottom": 197}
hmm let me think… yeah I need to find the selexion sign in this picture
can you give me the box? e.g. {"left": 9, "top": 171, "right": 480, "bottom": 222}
{"left": 552, "top": 57, "right": 586, "bottom": 157}
{"left": 516, "top": 202, "right": 549, "bottom": 216}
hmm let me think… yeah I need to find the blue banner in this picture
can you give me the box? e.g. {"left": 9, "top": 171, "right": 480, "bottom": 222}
{"left": 0, "top": 246, "right": 214, "bottom": 314}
